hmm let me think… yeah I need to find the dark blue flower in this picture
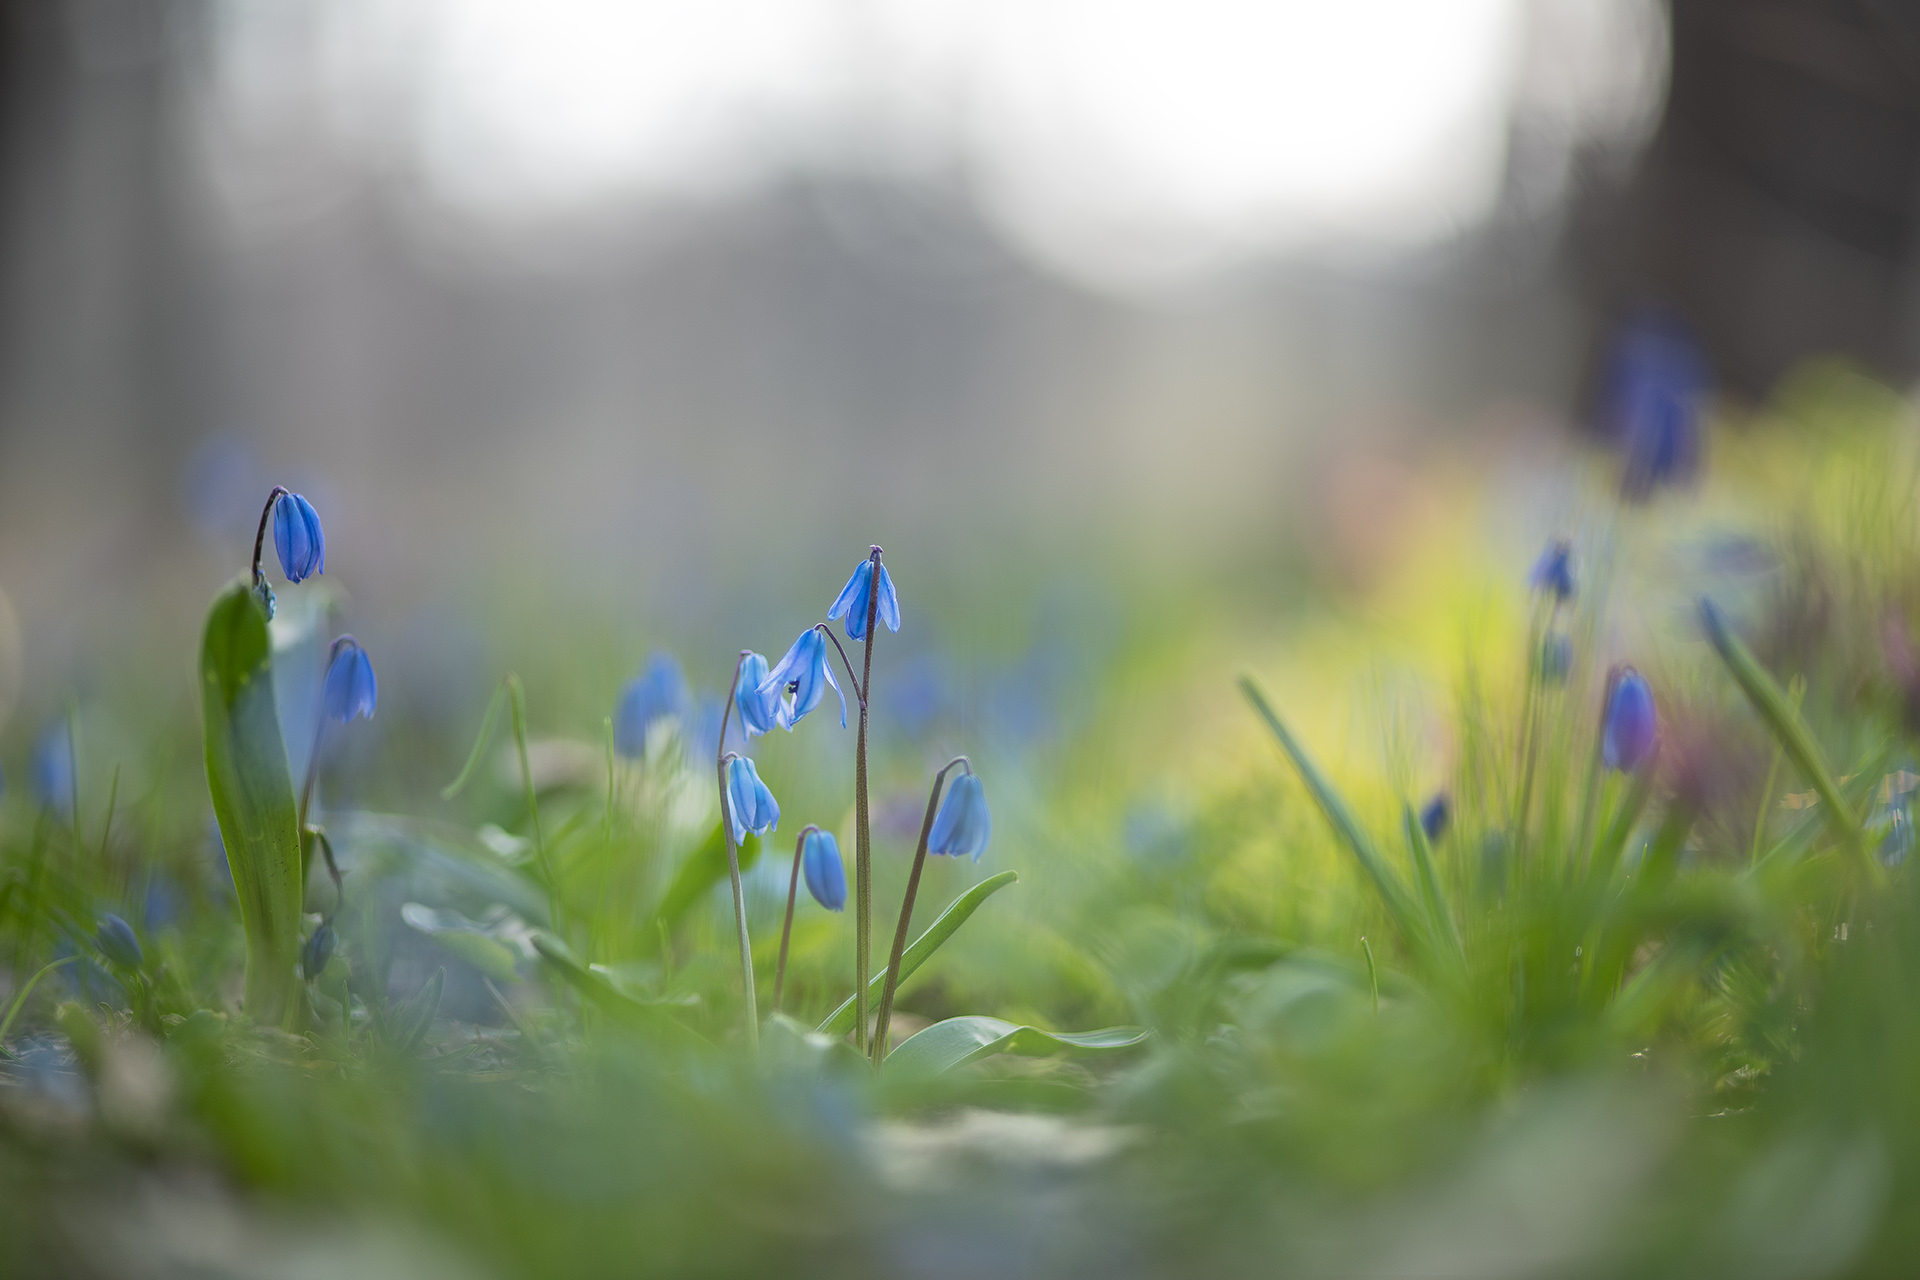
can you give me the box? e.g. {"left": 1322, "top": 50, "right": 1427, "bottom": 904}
{"left": 303, "top": 922, "right": 337, "bottom": 979}
{"left": 801, "top": 828, "right": 847, "bottom": 911}
{"left": 928, "top": 772, "right": 991, "bottom": 861}
{"left": 734, "top": 653, "right": 782, "bottom": 738}
{"left": 759, "top": 628, "right": 846, "bottom": 730}
{"left": 95, "top": 914, "right": 142, "bottom": 970}
{"left": 724, "top": 756, "right": 780, "bottom": 844}
{"left": 1539, "top": 632, "right": 1573, "bottom": 685}
{"left": 828, "top": 556, "right": 901, "bottom": 641}
{"left": 1419, "top": 792, "right": 1450, "bottom": 842}
{"left": 1602, "top": 666, "right": 1658, "bottom": 773}
{"left": 272, "top": 491, "right": 326, "bottom": 582}
{"left": 31, "top": 722, "right": 72, "bottom": 816}
{"left": 615, "top": 652, "right": 691, "bottom": 758}
{"left": 1528, "top": 539, "right": 1575, "bottom": 602}
{"left": 322, "top": 637, "right": 377, "bottom": 723}
{"left": 1602, "top": 311, "right": 1707, "bottom": 501}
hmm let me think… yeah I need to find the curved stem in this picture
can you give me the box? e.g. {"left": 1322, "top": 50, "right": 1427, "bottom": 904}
{"left": 251, "top": 486, "right": 290, "bottom": 586}
{"left": 853, "top": 546, "right": 882, "bottom": 1056}
{"left": 814, "top": 624, "right": 865, "bottom": 706}
{"left": 774, "top": 824, "right": 820, "bottom": 1014}
{"left": 307, "top": 825, "right": 345, "bottom": 923}
{"left": 872, "top": 755, "right": 969, "bottom": 1065}
{"left": 718, "top": 654, "right": 758, "bottom": 1051}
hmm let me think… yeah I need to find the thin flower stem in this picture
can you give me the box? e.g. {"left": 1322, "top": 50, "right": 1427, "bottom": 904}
{"left": 718, "top": 653, "right": 759, "bottom": 1051}
{"left": 853, "top": 546, "right": 882, "bottom": 1056}
{"left": 506, "top": 675, "right": 555, "bottom": 932}
{"left": 250, "top": 485, "right": 290, "bottom": 586}
{"left": 1512, "top": 594, "right": 1553, "bottom": 866}
{"left": 774, "top": 824, "right": 820, "bottom": 1015}
{"left": 814, "top": 624, "right": 865, "bottom": 706}
{"left": 873, "top": 756, "right": 969, "bottom": 1066}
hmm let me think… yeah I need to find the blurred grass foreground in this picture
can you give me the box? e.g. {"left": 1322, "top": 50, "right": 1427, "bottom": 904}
{"left": 5, "top": 360, "right": 1920, "bottom": 1279}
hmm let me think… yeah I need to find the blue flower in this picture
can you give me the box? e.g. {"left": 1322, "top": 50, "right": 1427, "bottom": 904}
{"left": 734, "top": 653, "right": 782, "bottom": 737}
{"left": 1602, "top": 311, "right": 1706, "bottom": 501}
{"left": 802, "top": 828, "right": 847, "bottom": 911}
{"left": 1602, "top": 666, "right": 1658, "bottom": 773}
{"left": 1539, "top": 632, "right": 1573, "bottom": 685}
{"left": 615, "top": 652, "right": 691, "bottom": 758}
{"left": 322, "top": 637, "right": 377, "bottom": 723}
{"left": 1419, "top": 792, "right": 1450, "bottom": 842}
{"left": 828, "top": 556, "right": 901, "bottom": 641}
{"left": 724, "top": 756, "right": 780, "bottom": 844}
{"left": 303, "top": 922, "right": 337, "bottom": 979}
{"left": 759, "top": 628, "right": 846, "bottom": 730}
{"left": 928, "top": 772, "right": 991, "bottom": 861}
{"left": 95, "top": 914, "right": 142, "bottom": 970}
{"left": 1528, "top": 539, "right": 1575, "bottom": 602}
{"left": 32, "top": 722, "right": 72, "bottom": 816}
{"left": 272, "top": 491, "right": 326, "bottom": 583}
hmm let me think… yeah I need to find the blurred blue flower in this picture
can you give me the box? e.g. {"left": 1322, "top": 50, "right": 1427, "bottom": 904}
{"left": 734, "top": 653, "right": 781, "bottom": 737}
{"left": 178, "top": 432, "right": 262, "bottom": 541}
{"left": 615, "top": 652, "right": 691, "bottom": 758}
{"left": 760, "top": 628, "right": 846, "bottom": 730}
{"left": 1420, "top": 792, "right": 1450, "bottom": 842}
{"left": 1602, "top": 666, "right": 1659, "bottom": 773}
{"left": 724, "top": 756, "right": 780, "bottom": 844}
{"left": 322, "top": 637, "right": 378, "bottom": 723}
{"left": 828, "top": 556, "right": 900, "bottom": 641}
{"left": 1539, "top": 632, "right": 1573, "bottom": 685}
{"left": 1528, "top": 538, "right": 1575, "bottom": 601}
{"left": 272, "top": 491, "right": 326, "bottom": 582}
{"left": 303, "top": 922, "right": 337, "bottom": 979}
{"left": 1602, "top": 311, "right": 1706, "bottom": 500}
{"left": 143, "top": 878, "right": 179, "bottom": 931}
{"left": 801, "top": 829, "right": 847, "bottom": 911}
{"left": 928, "top": 772, "right": 991, "bottom": 862}
{"left": 95, "top": 914, "right": 142, "bottom": 970}
{"left": 32, "top": 721, "right": 72, "bottom": 816}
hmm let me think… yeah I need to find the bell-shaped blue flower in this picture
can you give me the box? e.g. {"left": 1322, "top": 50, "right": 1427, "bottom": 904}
{"left": 1528, "top": 539, "right": 1575, "bottom": 602}
{"left": 734, "top": 652, "right": 782, "bottom": 737}
{"left": 1603, "top": 311, "right": 1706, "bottom": 501}
{"left": 724, "top": 756, "right": 780, "bottom": 844}
{"left": 1602, "top": 666, "right": 1658, "bottom": 773}
{"left": 303, "top": 922, "right": 337, "bottom": 979}
{"left": 759, "top": 628, "right": 846, "bottom": 731}
{"left": 1419, "top": 792, "right": 1450, "bottom": 842}
{"left": 928, "top": 771, "right": 991, "bottom": 861}
{"left": 801, "top": 828, "right": 847, "bottom": 911}
{"left": 828, "top": 556, "right": 901, "bottom": 641}
{"left": 31, "top": 722, "right": 72, "bottom": 816}
{"left": 272, "top": 491, "right": 326, "bottom": 582}
{"left": 615, "top": 652, "right": 691, "bottom": 758}
{"left": 96, "top": 914, "right": 142, "bottom": 970}
{"left": 322, "top": 637, "right": 377, "bottom": 723}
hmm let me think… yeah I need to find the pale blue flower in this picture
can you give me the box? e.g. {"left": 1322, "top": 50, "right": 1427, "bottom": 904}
{"left": 928, "top": 772, "right": 990, "bottom": 862}
{"left": 828, "top": 556, "right": 900, "bottom": 641}
{"left": 802, "top": 829, "right": 846, "bottom": 911}
{"left": 725, "top": 756, "right": 780, "bottom": 844}
{"left": 759, "top": 628, "right": 846, "bottom": 730}
{"left": 322, "top": 637, "right": 377, "bottom": 723}
{"left": 734, "top": 652, "right": 781, "bottom": 737}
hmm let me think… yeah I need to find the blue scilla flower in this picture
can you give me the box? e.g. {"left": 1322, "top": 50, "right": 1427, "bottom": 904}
{"left": 734, "top": 652, "right": 781, "bottom": 737}
{"left": 1602, "top": 311, "right": 1706, "bottom": 501}
{"left": 1420, "top": 792, "right": 1450, "bottom": 842}
{"left": 615, "top": 652, "right": 691, "bottom": 758}
{"left": 1602, "top": 666, "right": 1659, "bottom": 773}
{"left": 928, "top": 771, "right": 991, "bottom": 861}
{"left": 801, "top": 828, "right": 847, "bottom": 911}
{"left": 95, "top": 914, "right": 142, "bottom": 970}
{"left": 303, "top": 922, "right": 337, "bottom": 979}
{"left": 32, "top": 721, "right": 72, "bottom": 815}
{"left": 724, "top": 756, "right": 780, "bottom": 844}
{"left": 828, "top": 554, "right": 900, "bottom": 641}
{"left": 760, "top": 628, "right": 846, "bottom": 730}
{"left": 1528, "top": 538, "right": 1575, "bottom": 602}
{"left": 272, "top": 491, "right": 325, "bottom": 582}
{"left": 322, "top": 636, "right": 377, "bottom": 723}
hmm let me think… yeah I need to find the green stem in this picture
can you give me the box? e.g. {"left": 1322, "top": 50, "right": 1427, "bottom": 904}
{"left": 774, "top": 826, "right": 819, "bottom": 1015}
{"left": 873, "top": 758, "right": 967, "bottom": 1066}
{"left": 718, "top": 655, "right": 758, "bottom": 1051}
{"left": 507, "top": 675, "right": 556, "bottom": 931}
{"left": 852, "top": 546, "right": 882, "bottom": 1057}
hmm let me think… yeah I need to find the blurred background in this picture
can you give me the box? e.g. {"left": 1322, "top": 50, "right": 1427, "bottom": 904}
{"left": 0, "top": 0, "right": 1917, "bottom": 753}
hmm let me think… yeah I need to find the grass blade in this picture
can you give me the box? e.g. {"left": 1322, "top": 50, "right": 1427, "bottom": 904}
{"left": 817, "top": 870, "right": 1018, "bottom": 1039}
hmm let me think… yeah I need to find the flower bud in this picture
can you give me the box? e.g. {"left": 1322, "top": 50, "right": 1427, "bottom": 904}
{"left": 95, "top": 914, "right": 142, "bottom": 971}
{"left": 1601, "top": 666, "right": 1658, "bottom": 773}
{"left": 272, "top": 491, "right": 325, "bottom": 583}
{"left": 801, "top": 829, "right": 847, "bottom": 911}
{"left": 303, "top": 923, "right": 337, "bottom": 979}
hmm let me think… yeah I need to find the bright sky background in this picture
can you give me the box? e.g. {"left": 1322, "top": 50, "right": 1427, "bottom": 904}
{"left": 207, "top": 0, "right": 1664, "bottom": 288}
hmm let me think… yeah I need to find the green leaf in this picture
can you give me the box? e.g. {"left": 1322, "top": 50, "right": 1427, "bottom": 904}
{"left": 885, "top": 1016, "right": 1149, "bottom": 1076}
{"left": 816, "top": 870, "right": 1018, "bottom": 1039}
{"left": 201, "top": 579, "right": 305, "bottom": 1027}
{"left": 1400, "top": 803, "right": 1462, "bottom": 963}
{"left": 1240, "top": 676, "right": 1425, "bottom": 944}
{"left": 390, "top": 968, "right": 443, "bottom": 1053}
{"left": 651, "top": 824, "right": 762, "bottom": 938}
{"left": 1699, "top": 598, "right": 1879, "bottom": 882}
{"left": 400, "top": 902, "right": 522, "bottom": 985}
{"left": 531, "top": 933, "right": 709, "bottom": 1048}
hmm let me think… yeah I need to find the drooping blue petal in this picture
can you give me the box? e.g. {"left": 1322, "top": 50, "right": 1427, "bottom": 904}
{"left": 322, "top": 637, "right": 378, "bottom": 723}
{"left": 927, "top": 772, "right": 991, "bottom": 862}
{"left": 760, "top": 628, "right": 846, "bottom": 731}
{"left": 1601, "top": 667, "right": 1658, "bottom": 773}
{"left": 725, "top": 756, "right": 780, "bottom": 844}
{"left": 734, "top": 653, "right": 781, "bottom": 737}
{"left": 1528, "top": 539, "right": 1575, "bottom": 602}
{"left": 272, "top": 492, "right": 326, "bottom": 583}
{"left": 801, "top": 829, "right": 847, "bottom": 911}
{"left": 95, "top": 914, "right": 142, "bottom": 970}
{"left": 829, "top": 556, "right": 900, "bottom": 641}
{"left": 615, "top": 652, "right": 692, "bottom": 758}
{"left": 1419, "top": 792, "right": 1450, "bottom": 842}
{"left": 873, "top": 563, "right": 901, "bottom": 633}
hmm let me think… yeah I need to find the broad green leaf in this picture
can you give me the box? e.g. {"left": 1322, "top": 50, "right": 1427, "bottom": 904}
{"left": 400, "top": 902, "right": 522, "bottom": 984}
{"left": 652, "top": 823, "right": 762, "bottom": 938}
{"left": 201, "top": 580, "right": 305, "bottom": 1027}
{"left": 817, "top": 870, "right": 1019, "bottom": 1039}
{"left": 1240, "top": 677, "right": 1425, "bottom": 944}
{"left": 885, "top": 1015, "right": 1149, "bottom": 1076}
